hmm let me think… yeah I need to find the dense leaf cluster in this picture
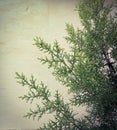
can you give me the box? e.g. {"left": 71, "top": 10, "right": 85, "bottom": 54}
{"left": 16, "top": 0, "right": 117, "bottom": 129}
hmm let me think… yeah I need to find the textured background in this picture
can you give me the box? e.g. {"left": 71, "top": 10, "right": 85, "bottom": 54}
{"left": 0, "top": 0, "right": 82, "bottom": 129}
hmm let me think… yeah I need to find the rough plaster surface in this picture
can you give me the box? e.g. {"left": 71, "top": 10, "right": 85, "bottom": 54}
{"left": 0, "top": 0, "right": 86, "bottom": 129}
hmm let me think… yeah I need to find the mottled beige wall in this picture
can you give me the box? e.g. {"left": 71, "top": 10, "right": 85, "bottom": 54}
{"left": 0, "top": 0, "right": 83, "bottom": 129}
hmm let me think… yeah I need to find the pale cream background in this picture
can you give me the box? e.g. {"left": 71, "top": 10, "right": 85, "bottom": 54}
{"left": 0, "top": 0, "right": 84, "bottom": 129}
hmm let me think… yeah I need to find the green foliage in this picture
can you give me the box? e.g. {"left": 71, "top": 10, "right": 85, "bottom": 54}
{"left": 16, "top": 0, "right": 117, "bottom": 129}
